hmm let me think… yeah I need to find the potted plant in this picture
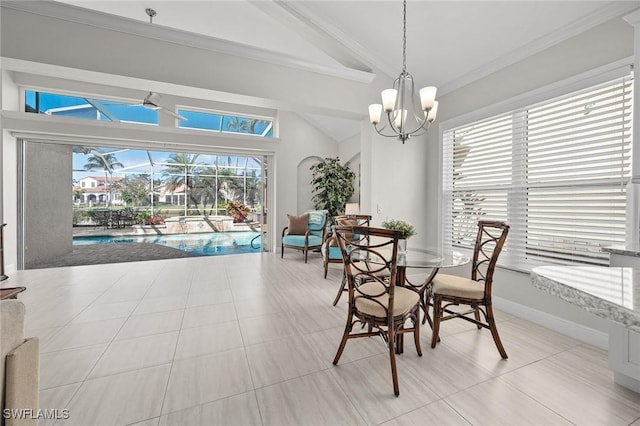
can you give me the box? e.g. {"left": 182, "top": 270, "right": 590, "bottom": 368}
{"left": 226, "top": 200, "right": 251, "bottom": 223}
{"left": 310, "top": 157, "right": 356, "bottom": 222}
{"left": 382, "top": 219, "right": 416, "bottom": 253}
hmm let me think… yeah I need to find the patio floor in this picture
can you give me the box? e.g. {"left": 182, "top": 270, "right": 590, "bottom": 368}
{"left": 29, "top": 224, "right": 202, "bottom": 269}
{"left": 26, "top": 243, "right": 202, "bottom": 269}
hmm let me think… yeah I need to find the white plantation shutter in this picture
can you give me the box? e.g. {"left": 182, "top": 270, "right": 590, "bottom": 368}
{"left": 443, "top": 75, "right": 633, "bottom": 269}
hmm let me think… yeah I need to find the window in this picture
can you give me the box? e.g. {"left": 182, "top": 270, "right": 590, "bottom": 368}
{"left": 442, "top": 75, "right": 633, "bottom": 269}
{"left": 25, "top": 91, "right": 158, "bottom": 125}
{"left": 72, "top": 147, "right": 265, "bottom": 218}
{"left": 178, "top": 109, "right": 274, "bottom": 137}
{"left": 24, "top": 91, "right": 276, "bottom": 138}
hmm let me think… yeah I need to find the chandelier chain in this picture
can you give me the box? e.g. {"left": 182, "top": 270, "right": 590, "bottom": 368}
{"left": 402, "top": 0, "right": 407, "bottom": 73}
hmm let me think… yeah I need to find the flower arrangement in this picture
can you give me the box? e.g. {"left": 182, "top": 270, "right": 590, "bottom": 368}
{"left": 381, "top": 219, "right": 416, "bottom": 239}
{"left": 145, "top": 215, "right": 165, "bottom": 226}
{"left": 227, "top": 201, "right": 251, "bottom": 223}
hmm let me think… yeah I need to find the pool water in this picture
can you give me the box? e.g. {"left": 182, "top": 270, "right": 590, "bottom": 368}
{"left": 73, "top": 231, "right": 262, "bottom": 256}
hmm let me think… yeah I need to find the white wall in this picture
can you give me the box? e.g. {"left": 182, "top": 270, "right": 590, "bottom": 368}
{"left": 338, "top": 134, "right": 362, "bottom": 207}
{"left": 276, "top": 111, "right": 338, "bottom": 239}
{"left": 421, "top": 15, "right": 635, "bottom": 335}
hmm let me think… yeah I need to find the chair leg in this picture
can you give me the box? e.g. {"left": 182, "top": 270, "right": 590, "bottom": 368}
{"left": 304, "top": 248, "right": 308, "bottom": 263}
{"left": 388, "top": 328, "right": 400, "bottom": 396}
{"left": 421, "top": 294, "right": 434, "bottom": 328}
{"left": 413, "top": 314, "right": 422, "bottom": 356}
{"left": 333, "top": 314, "right": 353, "bottom": 365}
{"left": 431, "top": 296, "right": 442, "bottom": 349}
{"left": 486, "top": 303, "right": 508, "bottom": 359}
{"left": 332, "top": 274, "right": 347, "bottom": 306}
{"left": 323, "top": 258, "right": 329, "bottom": 279}
{"left": 474, "top": 307, "right": 482, "bottom": 329}
{"left": 281, "top": 243, "right": 284, "bottom": 258}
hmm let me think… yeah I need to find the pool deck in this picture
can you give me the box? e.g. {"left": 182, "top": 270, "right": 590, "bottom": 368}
{"left": 26, "top": 242, "right": 203, "bottom": 269}
{"left": 27, "top": 226, "right": 210, "bottom": 269}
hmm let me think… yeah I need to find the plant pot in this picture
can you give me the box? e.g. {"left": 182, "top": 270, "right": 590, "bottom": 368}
{"left": 398, "top": 238, "right": 408, "bottom": 254}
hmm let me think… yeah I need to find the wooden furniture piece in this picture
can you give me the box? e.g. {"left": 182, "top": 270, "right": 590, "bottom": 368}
{"left": 333, "top": 225, "right": 422, "bottom": 396}
{"left": 430, "top": 220, "right": 510, "bottom": 358}
{"left": 0, "top": 287, "right": 26, "bottom": 300}
{"left": 281, "top": 210, "right": 328, "bottom": 263}
{"left": 322, "top": 214, "right": 371, "bottom": 305}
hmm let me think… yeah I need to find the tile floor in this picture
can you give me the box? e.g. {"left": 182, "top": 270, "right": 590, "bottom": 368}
{"left": 7, "top": 252, "right": 640, "bottom": 425}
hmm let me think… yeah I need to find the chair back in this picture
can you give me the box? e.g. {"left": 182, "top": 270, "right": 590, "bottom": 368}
{"left": 471, "top": 220, "right": 509, "bottom": 296}
{"left": 334, "top": 214, "right": 371, "bottom": 244}
{"left": 334, "top": 225, "right": 401, "bottom": 317}
{"left": 307, "top": 210, "right": 328, "bottom": 238}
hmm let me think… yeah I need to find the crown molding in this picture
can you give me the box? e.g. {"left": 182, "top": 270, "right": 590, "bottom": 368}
{"left": 1, "top": 0, "right": 376, "bottom": 84}
{"left": 438, "top": 2, "right": 640, "bottom": 96}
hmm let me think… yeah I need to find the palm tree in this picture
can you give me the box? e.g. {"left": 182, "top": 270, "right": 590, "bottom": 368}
{"left": 83, "top": 151, "right": 124, "bottom": 207}
{"left": 226, "top": 118, "right": 269, "bottom": 135}
{"left": 162, "top": 153, "right": 202, "bottom": 215}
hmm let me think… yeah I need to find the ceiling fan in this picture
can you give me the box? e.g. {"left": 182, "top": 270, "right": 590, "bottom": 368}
{"left": 142, "top": 92, "right": 186, "bottom": 121}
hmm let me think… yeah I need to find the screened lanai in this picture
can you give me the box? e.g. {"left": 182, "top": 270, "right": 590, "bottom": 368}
{"left": 73, "top": 146, "right": 266, "bottom": 223}
{"left": 21, "top": 90, "right": 274, "bottom": 268}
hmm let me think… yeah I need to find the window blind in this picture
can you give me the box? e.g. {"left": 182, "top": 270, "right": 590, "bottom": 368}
{"left": 443, "top": 75, "right": 632, "bottom": 269}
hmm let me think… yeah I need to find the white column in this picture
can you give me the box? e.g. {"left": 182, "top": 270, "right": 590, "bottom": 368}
{"left": 623, "top": 9, "right": 640, "bottom": 248}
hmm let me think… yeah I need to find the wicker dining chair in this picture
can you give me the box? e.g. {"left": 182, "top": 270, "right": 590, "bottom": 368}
{"left": 333, "top": 225, "right": 422, "bottom": 396}
{"left": 322, "top": 214, "right": 371, "bottom": 305}
{"left": 430, "top": 220, "right": 510, "bottom": 358}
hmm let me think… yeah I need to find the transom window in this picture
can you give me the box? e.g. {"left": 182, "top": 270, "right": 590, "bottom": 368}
{"left": 25, "top": 91, "right": 158, "bottom": 124}
{"left": 442, "top": 75, "right": 633, "bottom": 269}
{"left": 178, "top": 109, "right": 274, "bottom": 137}
{"left": 25, "top": 91, "right": 275, "bottom": 138}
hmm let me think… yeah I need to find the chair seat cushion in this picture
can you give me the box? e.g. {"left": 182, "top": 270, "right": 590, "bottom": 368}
{"left": 432, "top": 274, "right": 484, "bottom": 299}
{"left": 355, "top": 282, "right": 419, "bottom": 318}
{"left": 326, "top": 246, "right": 342, "bottom": 260}
{"left": 283, "top": 234, "right": 322, "bottom": 248}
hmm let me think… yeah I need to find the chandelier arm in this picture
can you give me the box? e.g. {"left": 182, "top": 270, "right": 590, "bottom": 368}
{"left": 373, "top": 121, "right": 401, "bottom": 139}
{"left": 405, "top": 120, "right": 433, "bottom": 139}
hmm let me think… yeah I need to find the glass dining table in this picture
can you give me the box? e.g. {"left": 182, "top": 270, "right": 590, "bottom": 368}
{"left": 396, "top": 248, "right": 471, "bottom": 326}
{"left": 351, "top": 246, "right": 470, "bottom": 353}
{"left": 353, "top": 247, "right": 470, "bottom": 325}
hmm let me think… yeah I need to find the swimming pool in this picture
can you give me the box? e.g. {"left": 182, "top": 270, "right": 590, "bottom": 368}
{"left": 73, "top": 231, "right": 262, "bottom": 256}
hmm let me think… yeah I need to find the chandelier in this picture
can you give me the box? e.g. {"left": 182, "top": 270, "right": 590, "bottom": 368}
{"left": 368, "top": 0, "right": 438, "bottom": 144}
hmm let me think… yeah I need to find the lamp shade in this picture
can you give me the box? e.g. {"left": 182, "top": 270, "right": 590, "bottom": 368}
{"left": 427, "top": 101, "right": 439, "bottom": 122}
{"left": 393, "top": 109, "right": 407, "bottom": 129}
{"left": 381, "top": 89, "right": 398, "bottom": 112}
{"left": 419, "top": 86, "right": 437, "bottom": 111}
{"left": 345, "top": 203, "right": 360, "bottom": 215}
{"left": 368, "top": 104, "right": 382, "bottom": 124}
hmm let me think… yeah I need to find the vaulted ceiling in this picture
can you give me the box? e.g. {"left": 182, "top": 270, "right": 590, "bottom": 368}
{"left": 7, "top": 1, "right": 639, "bottom": 141}
{"left": 52, "top": 1, "right": 635, "bottom": 94}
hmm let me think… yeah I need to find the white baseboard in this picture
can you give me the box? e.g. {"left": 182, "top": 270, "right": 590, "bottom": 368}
{"left": 493, "top": 296, "right": 609, "bottom": 350}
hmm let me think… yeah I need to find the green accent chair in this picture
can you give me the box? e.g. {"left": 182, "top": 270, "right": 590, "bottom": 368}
{"left": 281, "top": 210, "right": 328, "bottom": 263}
